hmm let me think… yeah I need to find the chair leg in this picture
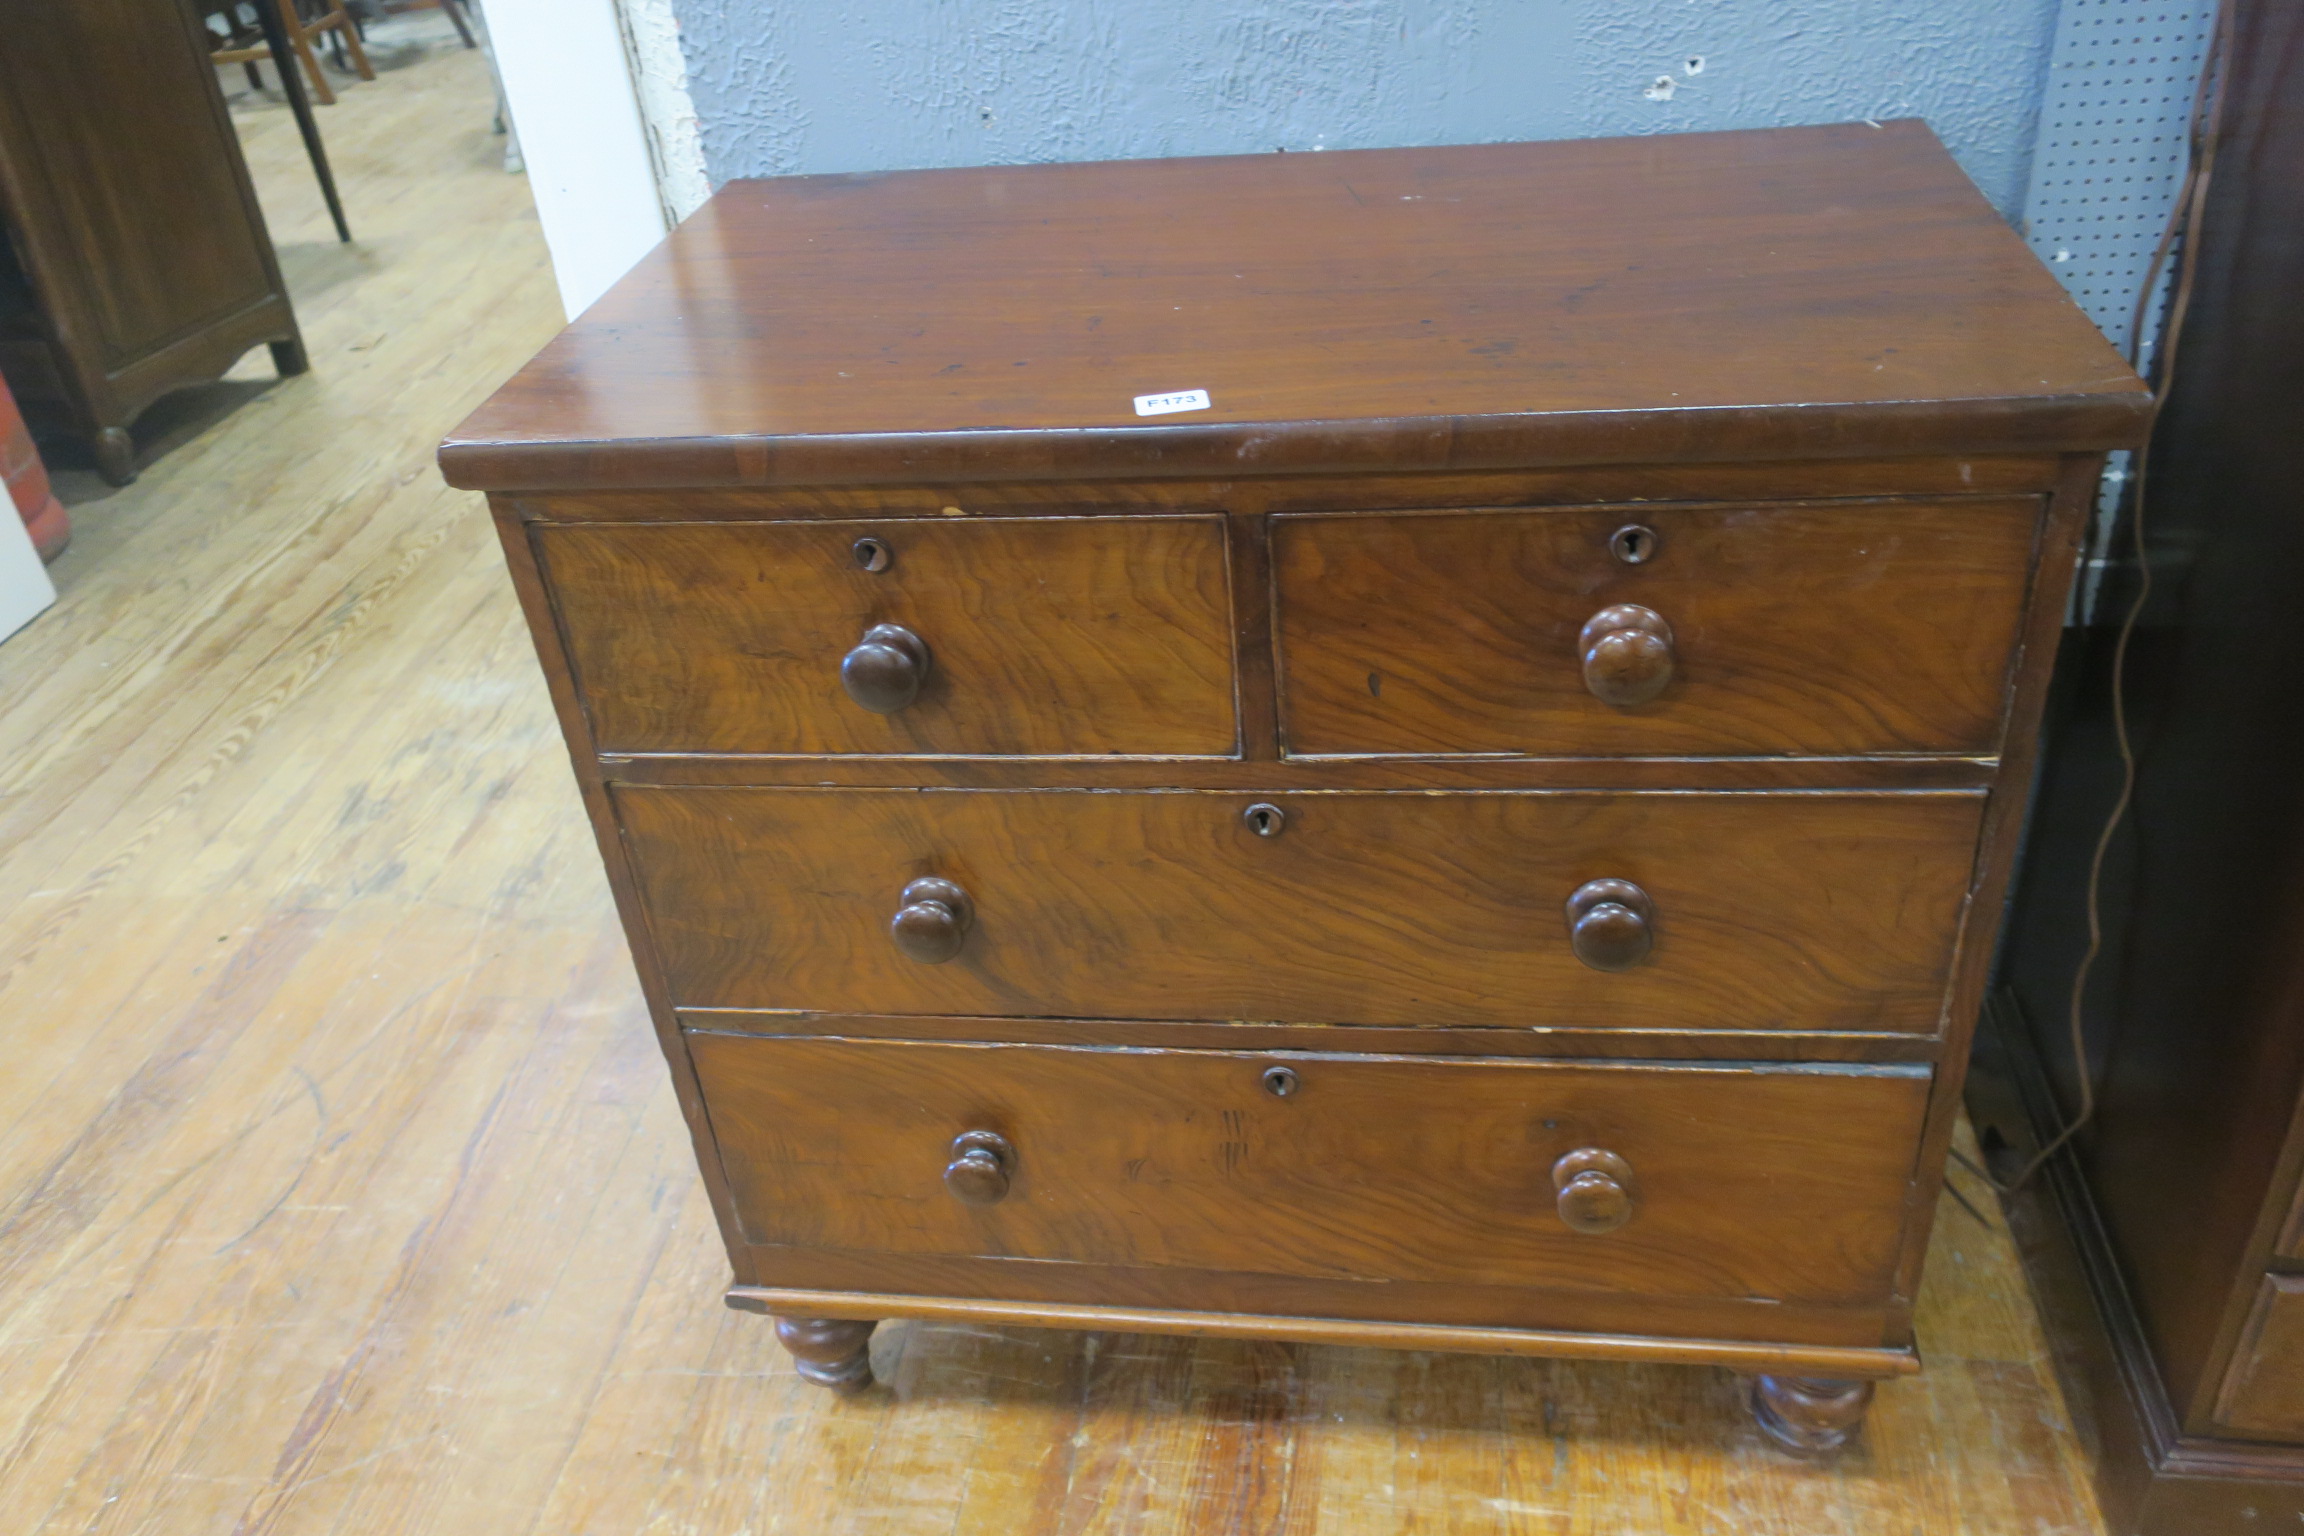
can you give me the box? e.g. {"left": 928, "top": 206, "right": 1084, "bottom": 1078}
{"left": 276, "top": 0, "right": 336, "bottom": 105}
{"left": 439, "top": 0, "right": 478, "bottom": 50}
{"left": 252, "top": 0, "right": 353, "bottom": 239}
{"left": 331, "top": 1, "right": 376, "bottom": 81}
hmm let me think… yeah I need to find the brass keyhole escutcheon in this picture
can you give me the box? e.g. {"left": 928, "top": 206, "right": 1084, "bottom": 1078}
{"left": 1261, "top": 1065, "right": 1300, "bottom": 1098}
{"left": 1243, "top": 802, "right": 1286, "bottom": 838}
{"left": 1609, "top": 524, "right": 1659, "bottom": 565}
{"left": 852, "top": 536, "right": 892, "bottom": 572}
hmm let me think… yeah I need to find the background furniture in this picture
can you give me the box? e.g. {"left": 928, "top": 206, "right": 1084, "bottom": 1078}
{"left": 272, "top": 0, "right": 373, "bottom": 106}
{"left": 0, "top": 0, "right": 305, "bottom": 485}
{"left": 1969, "top": 0, "right": 2304, "bottom": 1529}
{"left": 202, "top": 0, "right": 353, "bottom": 243}
{"left": 442, "top": 123, "right": 2146, "bottom": 1455}
{"left": 381, "top": 0, "right": 477, "bottom": 50}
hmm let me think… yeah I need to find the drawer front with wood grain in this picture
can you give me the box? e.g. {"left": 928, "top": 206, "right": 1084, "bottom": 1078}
{"left": 620, "top": 786, "right": 1984, "bottom": 1031}
{"left": 535, "top": 516, "right": 1238, "bottom": 756}
{"left": 690, "top": 1034, "right": 1930, "bottom": 1306}
{"left": 1272, "top": 497, "right": 2040, "bottom": 757}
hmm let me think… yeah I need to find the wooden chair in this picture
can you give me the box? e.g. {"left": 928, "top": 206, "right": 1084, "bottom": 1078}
{"left": 204, "top": 4, "right": 273, "bottom": 94}
{"left": 271, "top": 0, "right": 373, "bottom": 105}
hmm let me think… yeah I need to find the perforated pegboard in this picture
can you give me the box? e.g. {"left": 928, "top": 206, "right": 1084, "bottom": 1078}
{"left": 2020, "top": 0, "right": 2215, "bottom": 620}
{"left": 2022, "top": 0, "right": 2215, "bottom": 365}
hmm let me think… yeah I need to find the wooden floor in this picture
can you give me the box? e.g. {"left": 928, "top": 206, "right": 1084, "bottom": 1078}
{"left": 0, "top": 33, "right": 2109, "bottom": 1536}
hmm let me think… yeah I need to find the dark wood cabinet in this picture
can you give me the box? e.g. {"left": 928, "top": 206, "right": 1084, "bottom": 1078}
{"left": 443, "top": 122, "right": 2147, "bottom": 1456}
{"left": 1969, "top": 2, "right": 2304, "bottom": 1528}
{"left": 0, "top": 0, "right": 304, "bottom": 485}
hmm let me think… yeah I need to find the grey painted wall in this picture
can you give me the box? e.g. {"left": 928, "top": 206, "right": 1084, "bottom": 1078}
{"left": 671, "top": 1, "right": 2061, "bottom": 218}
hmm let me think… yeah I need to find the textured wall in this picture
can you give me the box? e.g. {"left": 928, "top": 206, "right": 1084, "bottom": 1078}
{"left": 669, "top": 0, "right": 2061, "bottom": 216}
{"left": 619, "top": 0, "right": 713, "bottom": 221}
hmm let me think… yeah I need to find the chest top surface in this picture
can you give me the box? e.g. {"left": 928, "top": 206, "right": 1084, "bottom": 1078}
{"left": 439, "top": 120, "right": 2146, "bottom": 492}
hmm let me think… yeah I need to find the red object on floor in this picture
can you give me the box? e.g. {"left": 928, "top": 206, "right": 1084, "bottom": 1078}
{"left": 1, "top": 371, "right": 68, "bottom": 562}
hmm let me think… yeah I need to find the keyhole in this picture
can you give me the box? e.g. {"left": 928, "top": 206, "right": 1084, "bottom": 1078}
{"left": 853, "top": 537, "right": 892, "bottom": 572}
{"left": 1243, "top": 803, "right": 1286, "bottom": 837}
{"left": 1261, "top": 1066, "right": 1300, "bottom": 1098}
{"left": 1609, "top": 524, "right": 1658, "bottom": 565}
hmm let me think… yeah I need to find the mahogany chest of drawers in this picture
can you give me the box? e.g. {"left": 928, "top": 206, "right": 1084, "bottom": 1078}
{"left": 441, "top": 121, "right": 2148, "bottom": 1454}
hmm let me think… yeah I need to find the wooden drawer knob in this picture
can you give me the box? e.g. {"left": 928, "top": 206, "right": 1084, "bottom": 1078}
{"left": 1565, "top": 877, "right": 1654, "bottom": 971}
{"left": 944, "top": 1130, "right": 1014, "bottom": 1205}
{"left": 1579, "top": 603, "right": 1674, "bottom": 707}
{"left": 841, "top": 623, "right": 930, "bottom": 713}
{"left": 891, "top": 876, "right": 973, "bottom": 963}
{"left": 1552, "top": 1147, "right": 1636, "bottom": 1233}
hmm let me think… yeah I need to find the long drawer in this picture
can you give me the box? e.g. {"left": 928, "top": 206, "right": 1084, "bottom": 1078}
{"left": 1272, "top": 497, "right": 2039, "bottom": 757}
{"left": 619, "top": 786, "right": 1984, "bottom": 1031}
{"left": 536, "top": 516, "right": 1238, "bottom": 756}
{"left": 690, "top": 1033, "right": 1930, "bottom": 1307}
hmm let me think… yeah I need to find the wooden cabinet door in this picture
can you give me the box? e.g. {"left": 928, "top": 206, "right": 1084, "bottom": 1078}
{"left": 0, "top": 0, "right": 279, "bottom": 368}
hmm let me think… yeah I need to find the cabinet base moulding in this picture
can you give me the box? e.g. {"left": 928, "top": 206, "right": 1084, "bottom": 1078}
{"left": 726, "top": 1285, "right": 1922, "bottom": 1381}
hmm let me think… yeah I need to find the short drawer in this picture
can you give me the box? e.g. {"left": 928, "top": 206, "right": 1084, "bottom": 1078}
{"left": 1272, "top": 497, "right": 2039, "bottom": 757}
{"left": 620, "top": 786, "right": 1983, "bottom": 1031}
{"left": 691, "top": 1034, "right": 1930, "bottom": 1307}
{"left": 535, "top": 516, "right": 1237, "bottom": 755}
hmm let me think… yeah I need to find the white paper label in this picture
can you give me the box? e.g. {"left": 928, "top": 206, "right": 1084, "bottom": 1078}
{"left": 1132, "top": 388, "right": 1211, "bottom": 417}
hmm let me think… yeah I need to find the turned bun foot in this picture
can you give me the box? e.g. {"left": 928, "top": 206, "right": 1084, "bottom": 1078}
{"left": 774, "top": 1315, "right": 877, "bottom": 1394}
{"left": 1751, "top": 1374, "right": 1876, "bottom": 1456}
{"left": 93, "top": 427, "right": 137, "bottom": 487}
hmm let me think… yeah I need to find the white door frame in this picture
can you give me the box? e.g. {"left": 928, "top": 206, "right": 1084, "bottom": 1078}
{"left": 481, "top": 0, "right": 699, "bottom": 319}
